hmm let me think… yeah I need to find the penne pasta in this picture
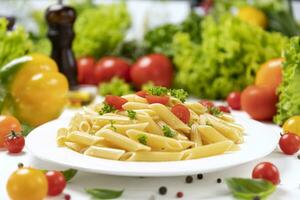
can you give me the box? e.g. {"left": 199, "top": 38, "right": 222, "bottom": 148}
{"left": 84, "top": 146, "right": 125, "bottom": 160}
{"left": 66, "top": 131, "right": 102, "bottom": 146}
{"left": 136, "top": 114, "right": 164, "bottom": 136}
{"left": 121, "top": 151, "right": 184, "bottom": 162}
{"left": 197, "top": 125, "right": 228, "bottom": 144}
{"left": 122, "top": 102, "right": 150, "bottom": 110}
{"left": 190, "top": 124, "right": 202, "bottom": 146}
{"left": 56, "top": 128, "right": 68, "bottom": 147}
{"left": 64, "top": 142, "right": 87, "bottom": 153}
{"left": 95, "top": 123, "right": 149, "bottom": 135}
{"left": 122, "top": 94, "right": 147, "bottom": 103}
{"left": 185, "top": 102, "right": 207, "bottom": 114}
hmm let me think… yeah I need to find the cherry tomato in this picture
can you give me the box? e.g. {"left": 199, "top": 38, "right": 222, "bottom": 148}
{"left": 45, "top": 171, "right": 66, "bottom": 196}
{"left": 7, "top": 167, "right": 48, "bottom": 200}
{"left": 94, "top": 57, "right": 130, "bottom": 84}
{"left": 279, "top": 133, "right": 300, "bottom": 155}
{"left": 283, "top": 116, "right": 300, "bottom": 137}
{"left": 255, "top": 58, "right": 283, "bottom": 92}
{"left": 171, "top": 104, "right": 190, "bottom": 124}
{"left": 4, "top": 131, "right": 25, "bottom": 153}
{"left": 136, "top": 91, "right": 147, "bottom": 98}
{"left": 77, "top": 57, "right": 96, "bottom": 85}
{"left": 241, "top": 85, "right": 277, "bottom": 121}
{"left": 105, "top": 95, "right": 128, "bottom": 110}
{"left": 252, "top": 162, "right": 280, "bottom": 185}
{"left": 226, "top": 92, "right": 241, "bottom": 110}
{"left": 130, "top": 54, "right": 173, "bottom": 88}
{"left": 218, "top": 105, "right": 231, "bottom": 113}
{"left": 199, "top": 100, "right": 214, "bottom": 108}
{"left": 0, "top": 115, "right": 21, "bottom": 148}
{"left": 146, "top": 95, "right": 170, "bottom": 105}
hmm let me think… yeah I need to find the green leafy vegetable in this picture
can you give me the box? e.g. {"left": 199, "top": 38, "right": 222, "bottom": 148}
{"left": 275, "top": 37, "right": 300, "bottom": 125}
{"left": 169, "top": 89, "right": 188, "bottom": 102}
{"left": 173, "top": 14, "right": 287, "bottom": 99}
{"left": 0, "top": 18, "right": 31, "bottom": 69}
{"left": 162, "top": 125, "right": 176, "bottom": 138}
{"left": 61, "top": 169, "right": 78, "bottom": 182}
{"left": 73, "top": 2, "right": 130, "bottom": 58}
{"left": 99, "top": 77, "right": 133, "bottom": 96}
{"left": 147, "top": 86, "right": 168, "bottom": 96}
{"left": 226, "top": 178, "right": 276, "bottom": 200}
{"left": 137, "top": 134, "right": 147, "bottom": 145}
{"left": 86, "top": 188, "right": 123, "bottom": 199}
{"left": 99, "top": 103, "right": 116, "bottom": 115}
{"left": 127, "top": 110, "right": 136, "bottom": 120}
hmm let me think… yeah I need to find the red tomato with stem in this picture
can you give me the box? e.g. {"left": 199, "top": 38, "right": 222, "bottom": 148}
{"left": 45, "top": 171, "right": 66, "bottom": 196}
{"left": 77, "top": 57, "right": 96, "bottom": 85}
{"left": 171, "top": 104, "right": 190, "bottom": 124}
{"left": 252, "top": 162, "right": 280, "bottom": 185}
{"left": 226, "top": 92, "right": 241, "bottom": 110}
{"left": 199, "top": 100, "right": 214, "bottom": 108}
{"left": 279, "top": 133, "right": 300, "bottom": 155}
{"left": 130, "top": 54, "right": 173, "bottom": 88}
{"left": 146, "top": 95, "right": 169, "bottom": 105}
{"left": 0, "top": 116, "right": 21, "bottom": 148}
{"left": 136, "top": 91, "right": 147, "bottom": 98}
{"left": 4, "top": 131, "right": 25, "bottom": 153}
{"left": 94, "top": 57, "right": 130, "bottom": 84}
{"left": 105, "top": 95, "right": 128, "bottom": 110}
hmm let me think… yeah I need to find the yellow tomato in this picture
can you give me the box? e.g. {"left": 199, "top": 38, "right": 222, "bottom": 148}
{"left": 7, "top": 168, "right": 48, "bottom": 200}
{"left": 283, "top": 116, "right": 300, "bottom": 136}
{"left": 238, "top": 6, "right": 268, "bottom": 29}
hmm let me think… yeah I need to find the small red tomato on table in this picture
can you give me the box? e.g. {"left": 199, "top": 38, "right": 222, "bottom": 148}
{"left": 77, "top": 57, "right": 96, "bottom": 85}
{"left": 4, "top": 131, "right": 25, "bottom": 153}
{"left": 226, "top": 91, "right": 241, "bottom": 110}
{"left": 252, "top": 162, "right": 280, "bottom": 185}
{"left": 279, "top": 133, "right": 300, "bottom": 155}
{"left": 45, "top": 171, "right": 66, "bottom": 196}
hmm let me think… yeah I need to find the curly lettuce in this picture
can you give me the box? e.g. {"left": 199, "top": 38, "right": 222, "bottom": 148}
{"left": 275, "top": 37, "right": 300, "bottom": 125}
{"left": 173, "top": 14, "right": 287, "bottom": 99}
{"left": 98, "top": 77, "right": 133, "bottom": 96}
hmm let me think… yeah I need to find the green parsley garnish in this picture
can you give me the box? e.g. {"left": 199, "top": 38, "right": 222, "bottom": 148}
{"left": 209, "top": 106, "right": 222, "bottom": 117}
{"left": 147, "top": 86, "right": 168, "bottom": 96}
{"left": 169, "top": 89, "right": 188, "bottom": 102}
{"left": 86, "top": 188, "right": 123, "bottom": 199}
{"left": 99, "top": 103, "right": 115, "bottom": 115}
{"left": 137, "top": 134, "right": 147, "bottom": 145}
{"left": 162, "top": 125, "right": 176, "bottom": 138}
{"left": 110, "top": 120, "right": 117, "bottom": 131}
{"left": 127, "top": 110, "right": 136, "bottom": 120}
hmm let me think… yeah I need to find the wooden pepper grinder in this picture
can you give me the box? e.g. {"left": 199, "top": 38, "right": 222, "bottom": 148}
{"left": 46, "top": 1, "right": 78, "bottom": 88}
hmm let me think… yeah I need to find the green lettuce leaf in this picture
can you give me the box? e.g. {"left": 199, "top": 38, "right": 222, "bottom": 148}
{"left": 98, "top": 77, "right": 133, "bottom": 96}
{"left": 275, "top": 37, "right": 300, "bottom": 125}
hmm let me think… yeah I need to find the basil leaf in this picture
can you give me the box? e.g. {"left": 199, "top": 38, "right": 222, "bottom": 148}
{"left": 21, "top": 124, "right": 34, "bottom": 137}
{"left": 86, "top": 188, "right": 123, "bottom": 199}
{"left": 62, "top": 169, "right": 78, "bottom": 182}
{"left": 226, "top": 178, "right": 276, "bottom": 200}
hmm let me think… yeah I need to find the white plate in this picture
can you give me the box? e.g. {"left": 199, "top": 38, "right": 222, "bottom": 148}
{"left": 26, "top": 116, "right": 279, "bottom": 177}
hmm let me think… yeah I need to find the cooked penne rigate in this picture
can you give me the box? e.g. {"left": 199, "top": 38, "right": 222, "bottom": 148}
{"left": 57, "top": 89, "right": 244, "bottom": 162}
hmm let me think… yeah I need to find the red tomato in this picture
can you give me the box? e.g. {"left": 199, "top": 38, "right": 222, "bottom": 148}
{"left": 94, "top": 57, "right": 130, "bottom": 84}
{"left": 252, "top": 162, "right": 280, "bottom": 185}
{"left": 136, "top": 91, "right": 147, "bottom": 98}
{"left": 279, "top": 133, "right": 300, "bottom": 155}
{"left": 0, "top": 116, "right": 21, "bottom": 148}
{"left": 226, "top": 92, "right": 241, "bottom": 110}
{"left": 218, "top": 105, "right": 231, "bottom": 113}
{"left": 77, "top": 57, "right": 96, "bottom": 85}
{"left": 105, "top": 95, "right": 128, "bottom": 110}
{"left": 241, "top": 85, "right": 278, "bottom": 121}
{"left": 45, "top": 171, "right": 66, "bottom": 196}
{"left": 146, "top": 95, "right": 169, "bottom": 105}
{"left": 171, "top": 104, "right": 190, "bottom": 124}
{"left": 4, "top": 131, "right": 25, "bottom": 153}
{"left": 130, "top": 54, "right": 173, "bottom": 88}
{"left": 199, "top": 100, "right": 214, "bottom": 108}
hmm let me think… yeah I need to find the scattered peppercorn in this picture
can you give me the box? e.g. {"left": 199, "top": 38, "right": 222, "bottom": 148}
{"left": 253, "top": 196, "right": 260, "bottom": 200}
{"left": 64, "top": 194, "right": 71, "bottom": 200}
{"left": 17, "top": 162, "right": 24, "bottom": 168}
{"left": 297, "top": 154, "right": 300, "bottom": 160}
{"left": 176, "top": 191, "right": 183, "bottom": 198}
{"left": 197, "top": 174, "right": 203, "bottom": 180}
{"left": 280, "top": 132, "right": 283, "bottom": 136}
{"left": 185, "top": 176, "right": 193, "bottom": 184}
{"left": 217, "top": 178, "right": 222, "bottom": 183}
{"left": 159, "top": 186, "right": 167, "bottom": 195}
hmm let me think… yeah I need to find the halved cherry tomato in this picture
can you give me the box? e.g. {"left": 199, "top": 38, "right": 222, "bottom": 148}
{"left": 199, "top": 100, "right": 214, "bottom": 108}
{"left": 279, "top": 133, "right": 300, "bottom": 155}
{"left": 105, "top": 95, "right": 128, "bottom": 110}
{"left": 4, "top": 131, "right": 25, "bottom": 153}
{"left": 218, "top": 105, "right": 231, "bottom": 113}
{"left": 171, "top": 104, "right": 190, "bottom": 124}
{"left": 136, "top": 91, "right": 147, "bottom": 98}
{"left": 252, "top": 162, "right": 280, "bottom": 185}
{"left": 0, "top": 115, "right": 21, "bottom": 148}
{"left": 146, "top": 95, "right": 170, "bottom": 105}
{"left": 226, "top": 92, "right": 241, "bottom": 110}
{"left": 45, "top": 171, "right": 66, "bottom": 196}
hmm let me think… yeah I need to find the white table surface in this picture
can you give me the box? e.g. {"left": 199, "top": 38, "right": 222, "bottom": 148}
{"left": 1, "top": 107, "right": 300, "bottom": 200}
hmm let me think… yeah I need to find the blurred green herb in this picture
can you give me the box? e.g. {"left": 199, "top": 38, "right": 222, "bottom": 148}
{"left": 127, "top": 110, "right": 136, "bottom": 120}
{"left": 162, "top": 125, "right": 176, "bottom": 138}
{"left": 137, "top": 134, "right": 147, "bottom": 145}
{"left": 86, "top": 188, "right": 123, "bottom": 199}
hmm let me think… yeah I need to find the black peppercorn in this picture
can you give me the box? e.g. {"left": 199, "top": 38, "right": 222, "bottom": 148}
{"left": 158, "top": 186, "right": 167, "bottom": 195}
{"left": 297, "top": 154, "right": 300, "bottom": 160}
{"left": 197, "top": 174, "right": 203, "bottom": 180}
{"left": 217, "top": 178, "right": 222, "bottom": 183}
{"left": 17, "top": 162, "right": 24, "bottom": 168}
{"left": 185, "top": 176, "right": 193, "bottom": 183}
